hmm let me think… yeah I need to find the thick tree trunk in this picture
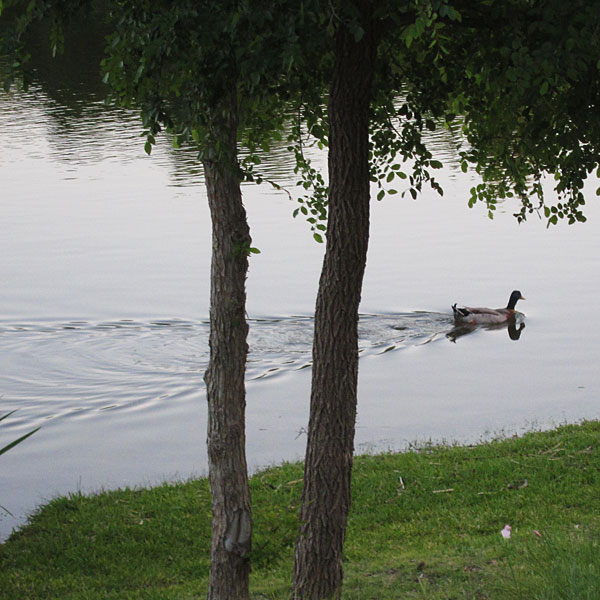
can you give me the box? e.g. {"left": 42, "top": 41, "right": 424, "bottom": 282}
{"left": 292, "top": 4, "right": 377, "bottom": 599}
{"left": 203, "top": 93, "right": 252, "bottom": 600}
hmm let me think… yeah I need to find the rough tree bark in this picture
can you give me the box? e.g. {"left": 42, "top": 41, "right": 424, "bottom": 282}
{"left": 203, "top": 89, "right": 253, "bottom": 600}
{"left": 292, "top": 3, "right": 378, "bottom": 598}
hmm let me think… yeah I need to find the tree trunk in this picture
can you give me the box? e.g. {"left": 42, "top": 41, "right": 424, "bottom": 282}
{"left": 292, "top": 4, "right": 377, "bottom": 599}
{"left": 203, "top": 91, "right": 252, "bottom": 600}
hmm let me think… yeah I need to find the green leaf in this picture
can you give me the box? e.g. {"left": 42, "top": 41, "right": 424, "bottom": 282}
{"left": 248, "top": 247, "right": 261, "bottom": 254}
{"left": 313, "top": 233, "right": 323, "bottom": 243}
{"left": 144, "top": 141, "right": 152, "bottom": 155}
{"left": 0, "top": 427, "right": 40, "bottom": 457}
{"left": 377, "top": 189, "right": 385, "bottom": 201}
{"left": 350, "top": 24, "right": 365, "bottom": 43}
{"left": 402, "top": 27, "right": 415, "bottom": 48}
{"left": 596, "top": 186, "right": 600, "bottom": 196}
{"left": 0, "top": 410, "right": 17, "bottom": 423}
{"left": 540, "top": 80, "right": 549, "bottom": 95}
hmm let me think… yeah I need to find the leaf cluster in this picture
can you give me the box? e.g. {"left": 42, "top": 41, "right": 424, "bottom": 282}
{"left": 287, "top": 1, "right": 463, "bottom": 235}
{"left": 439, "top": 0, "right": 600, "bottom": 225}
{"left": 101, "top": 0, "right": 329, "bottom": 172}
{"left": 288, "top": 0, "right": 600, "bottom": 228}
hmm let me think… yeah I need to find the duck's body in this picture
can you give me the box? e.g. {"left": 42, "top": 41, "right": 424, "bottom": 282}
{"left": 452, "top": 290, "right": 525, "bottom": 325}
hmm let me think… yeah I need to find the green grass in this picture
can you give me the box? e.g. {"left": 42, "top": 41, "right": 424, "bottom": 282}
{"left": 2, "top": 421, "right": 600, "bottom": 599}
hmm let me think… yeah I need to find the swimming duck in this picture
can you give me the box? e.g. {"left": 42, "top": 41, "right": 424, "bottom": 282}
{"left": 452, "top": 290, "right": 525, "bottom": 325}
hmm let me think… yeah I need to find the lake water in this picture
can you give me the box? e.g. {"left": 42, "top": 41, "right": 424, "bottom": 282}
{"left": 1, "top": 78, "right": 599, "bottom": 541}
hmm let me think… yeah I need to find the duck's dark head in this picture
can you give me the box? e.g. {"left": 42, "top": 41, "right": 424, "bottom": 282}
{"left": 507, "top": 290, "right": 525, "bottom": 310}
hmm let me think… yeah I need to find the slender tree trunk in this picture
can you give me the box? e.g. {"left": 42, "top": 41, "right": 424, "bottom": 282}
{"left": 203, "top": 90, "right": 252, "bottom": 600}
{"left": 292, "top": 3, "right": 377, "bottom": 599}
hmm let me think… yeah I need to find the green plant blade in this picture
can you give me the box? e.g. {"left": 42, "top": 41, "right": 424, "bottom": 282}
{"left": 0, "top": 410, "right": 18, "bottom": 423}
{"left": 0, "top": 427, "right": 40, "bottom": 457}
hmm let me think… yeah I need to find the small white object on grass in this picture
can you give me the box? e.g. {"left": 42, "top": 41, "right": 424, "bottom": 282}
{"left": 501, "top": 524, "right": 511, "bottom": 539}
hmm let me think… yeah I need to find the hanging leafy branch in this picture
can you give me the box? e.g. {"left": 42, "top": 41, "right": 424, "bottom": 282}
{"left": 286, "top": 106, "right": 328, "bottom": 243}
{"left": 438, "top": 0, "right": 600, "bottom": 225}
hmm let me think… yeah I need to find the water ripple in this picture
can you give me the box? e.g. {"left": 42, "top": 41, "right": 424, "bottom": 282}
{"left": 0, "top": 312, "right": 450, "bottom": 430}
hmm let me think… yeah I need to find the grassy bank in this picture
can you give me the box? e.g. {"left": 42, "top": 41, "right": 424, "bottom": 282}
{"left": 1, "top": 421, "right": 599, "bottom": 599}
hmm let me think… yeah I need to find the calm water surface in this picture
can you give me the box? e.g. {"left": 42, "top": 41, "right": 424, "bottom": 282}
{"left": 1, "top": 82, "right": 599, "bottom": 540}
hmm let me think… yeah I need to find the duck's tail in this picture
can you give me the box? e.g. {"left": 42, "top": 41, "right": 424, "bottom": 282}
{"left": 452, "top": 303, "right": 471, "bottom": 318}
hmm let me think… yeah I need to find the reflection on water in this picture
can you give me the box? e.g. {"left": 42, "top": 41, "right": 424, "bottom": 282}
{"left": 446, "top": 315, "right": 526, "bottom": 343}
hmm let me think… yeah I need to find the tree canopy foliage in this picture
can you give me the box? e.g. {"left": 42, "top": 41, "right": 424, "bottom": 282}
{"left": 4, "top": 0, "right": 599, "bottom": 227}
{"left": 445, "top": 0, "right": 600, "bottom": 224}
{"left": 102, "top": 1, "right": 300, "bottom": 154}
{"left": 282, "top": 0, "right": 600, "bottom": 228}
